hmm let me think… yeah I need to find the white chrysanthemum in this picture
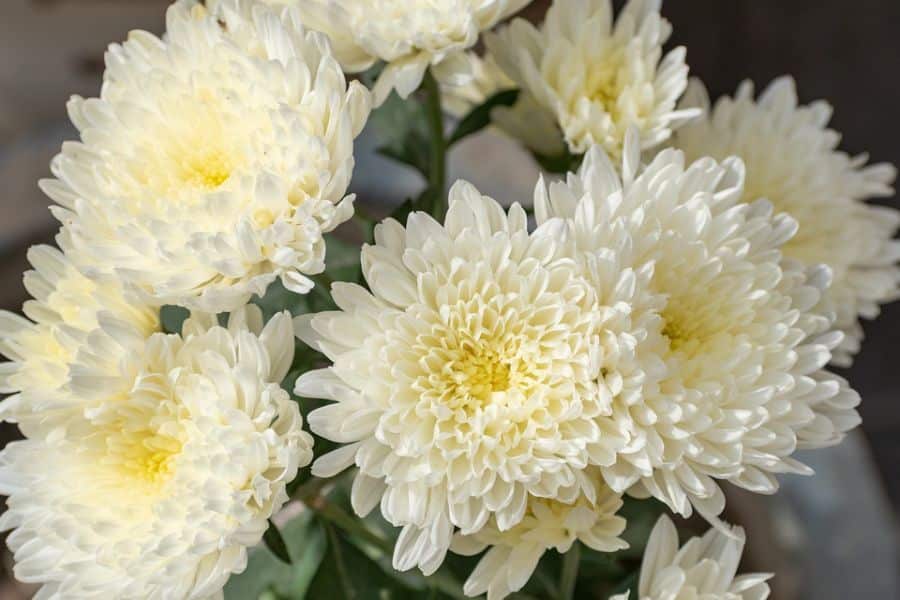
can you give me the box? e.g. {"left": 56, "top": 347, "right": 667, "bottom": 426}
{"left": 48, "top": 0, "right": 370, "bottom": 312}
{"left": 294, "top": 182, "right": 629, "bottom": 574}
{"left": 536, "top": 135, "right": 862, "bottom": 526}
{"left": 611, "top": 515, "right": 771, "bottom": 600}
{"left": 485, "top": 0, "right": 697, "bottom": 159}
{"left": 452, "top": 475, "right": 627, "bottom": 600}
{"left": 440, "top": 52, "right": 567, "bottom": 157}
{"left": 0, "top": 245, "right": 159, "bottom": 438}
{"left": 674, "top": 77, "right": 899, "bottom": 366}
{"left": 254, "top": 0, "right": 531, "bottom": 106}
{"left": 0, "top": 306, "right": 311, "bottom": 599}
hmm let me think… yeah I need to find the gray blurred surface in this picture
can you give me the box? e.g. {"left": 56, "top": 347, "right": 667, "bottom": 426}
{"left": 780, "top": 435, "right": 899, "bottom": 599}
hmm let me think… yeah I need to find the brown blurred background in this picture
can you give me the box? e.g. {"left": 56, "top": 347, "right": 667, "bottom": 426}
{"left": 0, "top": 0, "right": 897, "bottom": 598}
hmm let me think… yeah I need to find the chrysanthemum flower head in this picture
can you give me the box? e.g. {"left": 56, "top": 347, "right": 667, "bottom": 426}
{"left": 0, "top": 245, "right": 159, "bottom": 438}
{"left": 536, "top": 133, "right": 862, "bottom": 525}
{"left": 452, "top": 473, "right": 627, "bottom": 600}
{"left": 611, "top": 515, "right": 771, "bottom": 600}
{"left": 47, "top": 0, "right": 370, "bottom": 312}
{"left": 294, "top": 181, "right": 627, "bottom": 574}
{"left": 255, "top": 0, "right": 532, "bottom": 106}
{"left": 0, "top": 306, "right": 311, "bottom": 599}
{"left": 485, "top": 0, "right": 698, "bottom": 159}
{"left": 674, "top": 76, "right": 899, "bottom": 366}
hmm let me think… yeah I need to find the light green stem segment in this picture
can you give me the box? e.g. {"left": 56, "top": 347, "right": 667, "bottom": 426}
{"left": 422, "top": 69, "right": 447, "bottom": 220}
{"left": 560, "top": 542, "right": 581, "bottom": 600}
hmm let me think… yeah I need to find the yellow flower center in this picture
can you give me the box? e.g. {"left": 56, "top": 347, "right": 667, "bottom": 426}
{"left": 109, "top": 428, "right": 182, "bottom": 486}
{"left": 662, "top": 313, "right": 693, "bottom": 352}
{"left": 179, "top": 150, "right": 232, "bottom": 190}
{"left": 450, "top": 343, "right": 512, "bottom": 404}
{"left": 584, "top": 53, "right": 627, "bottom": 120}
{"left": 93, "top": 395, "right": 186, "bottom": 491}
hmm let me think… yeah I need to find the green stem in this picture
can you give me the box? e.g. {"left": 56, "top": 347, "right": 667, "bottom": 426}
{"left": 421, "top": 69, "right": 447, "bottom": 219}
{"left": 317, "top": 497, "right": 394, "bottom": 555}
{"left": 559, "top": 542, "right": 581, "bottom": 600}
{"left": 291, "top": 475, "right": 330, "bottom": 502}
{"left": 533, "top": 568, "right": 561, "bottom": 599}
{"left": 324, "top": 523, "right": 357, "bottom": 599}
{"left": 295, "top": 479, "right": 393, "bottom": 554}
{"left": 353, "top": 211, "right": 376, "bottom": 244}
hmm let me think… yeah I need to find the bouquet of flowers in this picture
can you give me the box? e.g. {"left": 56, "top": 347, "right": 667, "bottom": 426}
{"left": 0, "top": 1, "right": 896, "bottom": 598}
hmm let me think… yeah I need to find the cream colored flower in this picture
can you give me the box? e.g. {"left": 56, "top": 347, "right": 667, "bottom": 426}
{"left": 48, "top": 0, "right": 370, "bottom": 312}
{"left": 0, "top": 245, "right": 159, "bottom": 438}
{"left": 536, "top": 135, "right": 861, "bottom": 526}
{"left": 452, "top": 474, "right": 627, "bottom": 600}
{"left": 485, "top": 0, "right": 697, "bottom": 159}
{"left": 674, "top": 77, "right": 899, "bottom": 366}
{"left": 0, "top": 306, "right": 311, "bottom": 599}
{"left": 611, "top": 515, "right": 771, "bottom": 600}
{"left": 255, "top": 0, "right": 532, "bottom": 106}
{"left": 294, "top": 182, "right": 628, "bottom": 575}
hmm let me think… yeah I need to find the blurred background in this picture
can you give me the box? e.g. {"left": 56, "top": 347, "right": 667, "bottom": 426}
{"left": 0, "top": 0, "right": 897, "bottom": 598}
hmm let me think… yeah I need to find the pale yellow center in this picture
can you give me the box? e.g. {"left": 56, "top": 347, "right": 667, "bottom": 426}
{"left": 661, "top": 312, "right": 694, "bottom": 352}
{"left": 661, "top": 296, "right": 724, "bottom": 356}
{"left": 587, "top": 68, "right": 621, "bottom": 116}
{"left": 448, "top": 343, "right": 512, "bottom": 404}
{"left": 107, "top": 427, "right": 182, "bottom": 486}
{"left": 179, "top": 149, "right": 232, "bottom": 190}
{"left": 93, "top": 396, "right": 186, "bottom": 491}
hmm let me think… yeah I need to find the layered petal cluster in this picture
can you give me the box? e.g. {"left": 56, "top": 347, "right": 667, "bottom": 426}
{"left": 486, "top": 0, "right": 697, "bottom": 159}
{"left": 49, "top": 0, "right": 370, "bottom": 312}
{"left": 0, "top": 307, "right": 312, "bottom": 599}
{"left": 295, "top": 182, "right": 630, "bottom": 575}
{"left": 674, "top": 77, "right": 899, "bottom": 366}
{"left": 611, "top": 516, "right": 771, "bottom": 600}
{"left": 452, "top": 473, "right": 627, "bottom": 600}
{"left": 0, "top": 245, "right": 159, "bottom": 438}
{"left": 261, "top": 0, "right": 532, "bottom": 105}
{"left": 536, "top": 137, "right": 861, "bottom": 525}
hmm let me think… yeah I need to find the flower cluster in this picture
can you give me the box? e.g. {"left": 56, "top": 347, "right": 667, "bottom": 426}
{"left": 0, "top": 0, "right": 356, "bottom": 597}
{"left": 298, "top": 133, "right": 864, "bottom": 597}
{"left": 1, "top": 307, "right": 309, "bottom": 597}
{"left": 53, "top": 0, "right": 369, "bottom": 312}
{"left": 0, "top": 0, "right": 895, "bottom": 598}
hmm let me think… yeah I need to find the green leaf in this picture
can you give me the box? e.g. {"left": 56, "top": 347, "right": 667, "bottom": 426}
{"left": 263, "top": 520, "right": 292, "bottom": 565}
{"left": 324, "top": 235, "right": 363, "bottom": 283}
{"left": 160, "top": 305, "right": 190, "bottom": 334}
{"left": 307, "top": 523, "right": 419, "bottom": 600}
{"left": 377, "top": 143, "right": 430, "bottom": 177}
{"left": 369, "top": 89, "right": 431, "bottom": 178}
{"left": 608, "top": 569, "right": 640, "bottom": 599}
{"left": 617, "top": 497, "right": 666, "bottom": 560}
{"left": 533, "top": 148, "right": 583, "bottom": 174}
{"left": 225, "top": 511, "right": 327, "bottom": 600}
{"left": 447, "top": 89, "right": 520, "bottom": 147}
{"left": 252, "top": 280, "right": 312, "bottom": 320}
{"left": 579, "top": 548, "right": 626, "bottom": 580}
